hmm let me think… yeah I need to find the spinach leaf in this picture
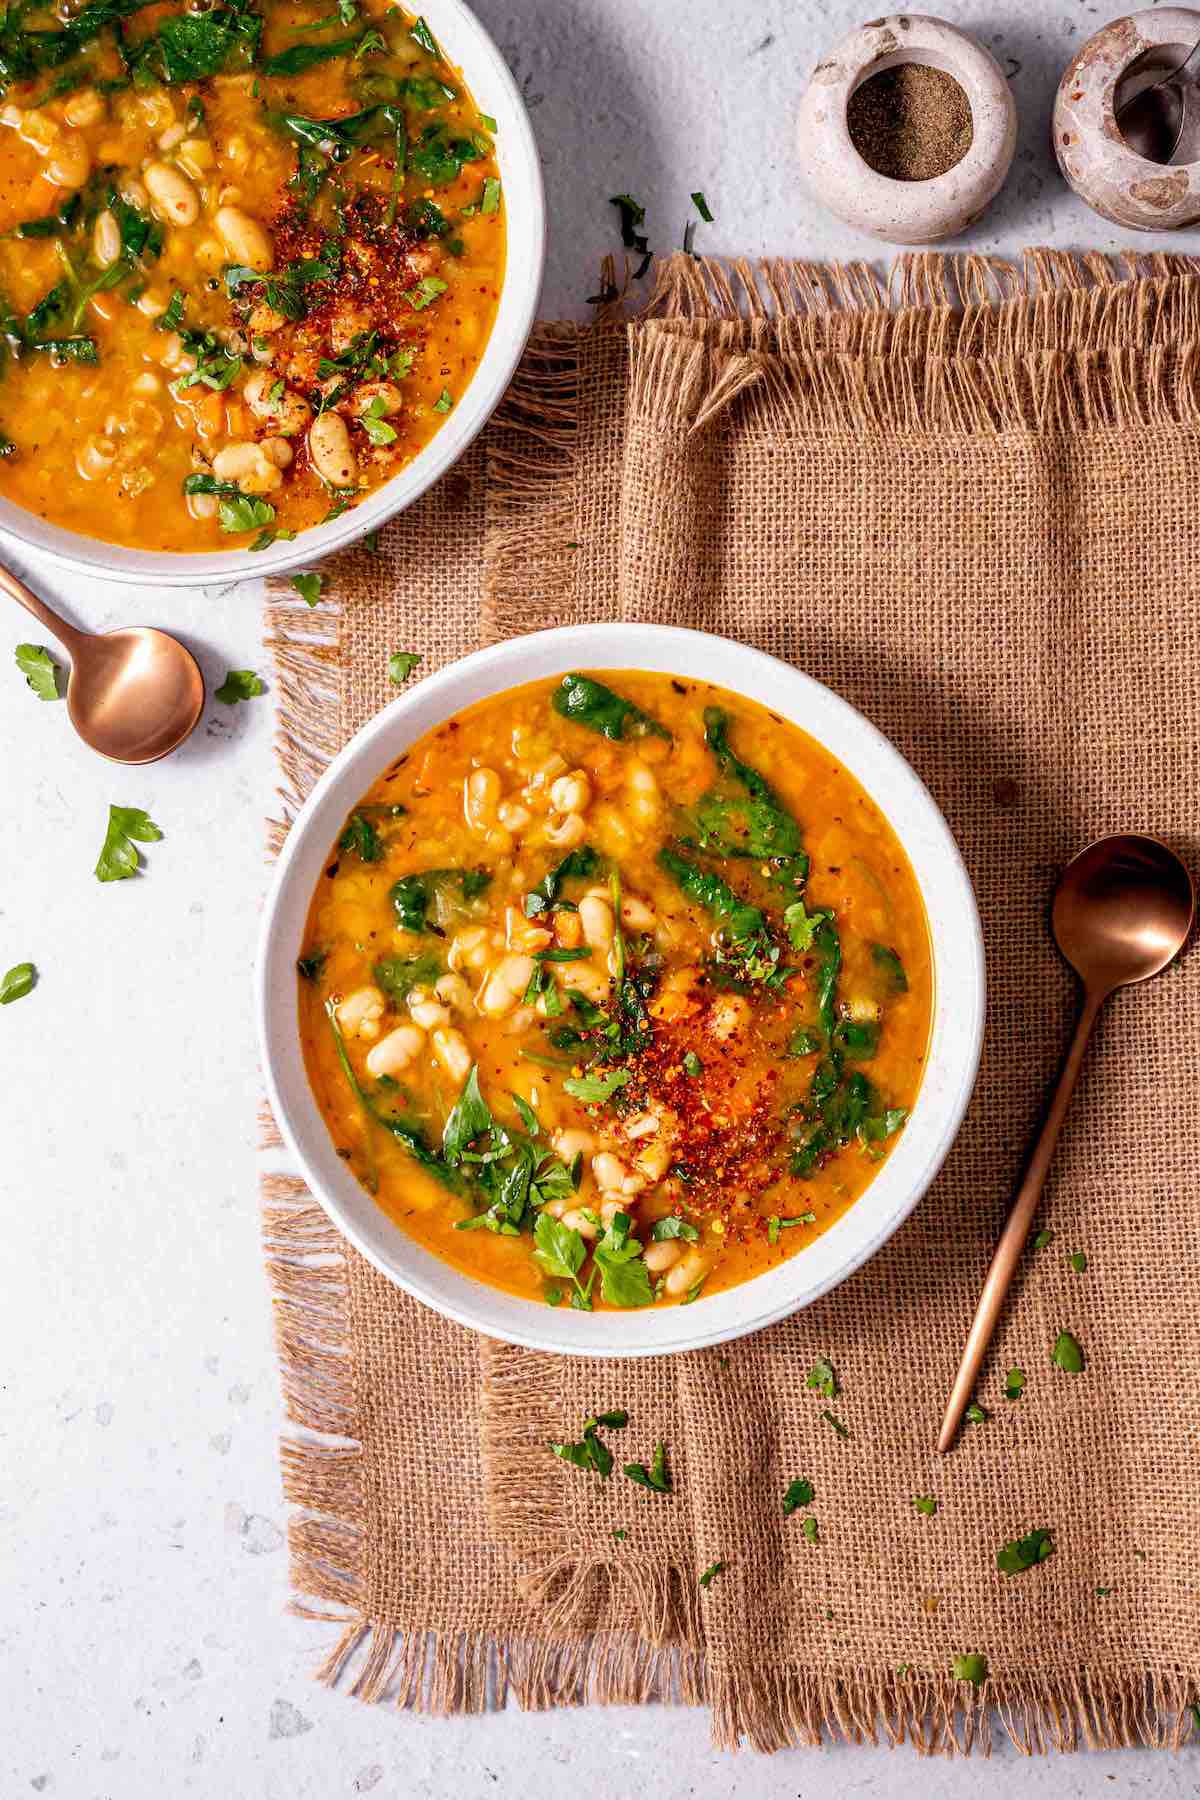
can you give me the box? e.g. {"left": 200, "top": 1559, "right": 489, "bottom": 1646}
{"left": 696, "top": 707, "right": 806, "bottom": 865}
{"left": 657, "top": 846, "right": 763, "bottom": 942}
{"left": 130, "top": 1, "right": 261, "bottom": 84}
{"left": 337, "top": 811, "right": 383, "bottom": 863}
{"left": 871, "top": 942, "right": 908, "bottom": 993}
{"left": 552, "top": 672, "right": 670, "bottom": 742}
{"left": 390, "top": 867, "right": 491, "bottom": 934}
{"left": 524, "top": 845, "right": 600, "bottom": 917}
{"left": 373, "top": 952, "right": 442, "bottom": 1004}
{"left": 262, "top": 34, "right": 357, "bottom": 75}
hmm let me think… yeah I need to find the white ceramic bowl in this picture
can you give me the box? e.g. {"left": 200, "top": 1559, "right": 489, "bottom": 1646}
{"left": 257, "top": 624, "right": 985, "bottom": 1357}
{"left": 0, "top": 0, "right": 545, "bottom": 588}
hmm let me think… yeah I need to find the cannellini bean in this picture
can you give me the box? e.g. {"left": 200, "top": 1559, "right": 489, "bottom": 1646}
{"left": 541, "top": 1197, "right": 568, "bottom": 1220}
{"left": 337, "top": 985, "right": 385, "bottom": 1039}
{"left": 592, "top": 1151, "right": 631, "bottom": 1192}
{"left": 477, "top": 953, "right": 533, "bottom": 1019}
{"left": 644, "top": 1240, "right": 682, "bottom": 1273}
{"left": 626, "top": 761, "right": 660, "bottom": 825}
{"left": 554, "top": 1128, "right": 595, "bottom": 1162}
{"left": 465, "top": 767, "right": 501, "bottom": 832}
{"left": 505, "top": 907, "right": 552, "bottom": 954}
{"left": 549, "top": 770, "right": 591, "bottom": 814}
{"left": 353, "top": 380, "right": 404, "bottom": 419}
{"left": 497, "top": 800, "right": 531, "bottom": 833}
{"left": 157, "top": 121, "right": 187, "bottom": 151}
{"left": 431, "top": 1026, "right": 471, "bottom": 1086}
{"left": 211, "top": 440, "right": 283, "bottom": 495}
{"left": 120, "top": 175, "right": 150, "bottom": 209}
{"left": 599, "top": 1198, "right": 628, "bottom": 1227}
{"left": 560, "top": 1208, "right": 598, "bottom": 1241}
{"left": 709, "top": 993, "right": 751, "bottom": 1042}
{"left": 635, "top": 1140, "right": 673, "bottom": 1183}
{"left": 187, "top": 490, "right": 218, "bottom": 521}
{"left": 243, "top": 368, "right": 312, "bottom": 436}
{"left": 448, "top": 926, "right": 491, "bottom": 973}
{"left": 410, "top": 999, "right": 451, "bottom": 1031}
{"left": 143, "top": 159, "right": 199, "bottom": 225}
{"left": 177, "top": 137, "right": 214, "bottom": 178}
{"left": 528, "top": 752, "right": 568, "bottom": 791}
{"left": 131, "top": 371, "right": 162, "bottom": 396}
{"left": 76, "top": 435, "right": 116, "bottom": 480}
{"left": 579, "top": 893, "right": 614, "bottom": 952}
{"left": 434, "top": 972, "right": 471, "bottom": 1012}
{"left": 215, "top": 204, "right": 274, "bottom": 272}
{"left": 328, "top": 302, "right": 373, "bottom": 354}
{"left": 63, "top": 88, "right": 104, "bottom": 127}
{"left": 544, "top": 811, "right": 586, "bottom": 849}
{"left": 45, "top": 131, "right": 90, "bottom": 188}
{"left": 621, "top": 1172, "right": 647, "bottom": 1195}
{"left": 561, "top": 960, "right": 609, "bottom": 1004}
{"left": 308, "top": 410, "right": 356, "bottom": 486}
{"left": 135, "top": 290, "right": 167, "bottom": 318}
{"left": 94, "top": 207, "right": 123, "bottom": 266}
{"left": 505, "top": 1004, "right": 536, "bottom": 1035}
{"left": 624, "top": 1112, "right": 659, "bottom": 1140}
{"left": 260, "top": 436, "right": 294, "bottom": 469}
{"left": 664, "top": 1247, "right": 711, "bottom": 1296}
{"left": 365, "top": 1023, "right": 424, "bottom": 1078}
{"left": 620, "top": 894, "right": 656, "bottom": 931}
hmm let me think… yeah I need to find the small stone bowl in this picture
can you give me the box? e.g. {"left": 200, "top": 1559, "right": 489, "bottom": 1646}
{"left": 796, "top": 14, "right": 1017, "bottom": 244}
{"left": 1054, "top": 7, "right": 1200, "bottom": 230}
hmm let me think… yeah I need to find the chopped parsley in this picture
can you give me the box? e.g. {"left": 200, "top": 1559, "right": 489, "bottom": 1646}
{"left": 1051, "top": 1330, "right": 1084, "bottom": 1374}
{"left": 806, "top": 1356, "right": 838, "bottom": 1400}
{"left": 1032, "top": 1226, "right": 1054, "bottom": 1249}
{"left": 1068, "top": 1250, "right": 1087, "bottom": 1273}
{"left": 14, "top": 642, "right": 61, "bottom": 701}
{"left": 1003, "top": 1366, "right": 1025, "bottom": 1401}
{"left": 913, "top": 1495, "right": 938, "bottom": 1517}
{"left": 550, "top": 1408, "right": 627, "bottom": 1478}
{"left": 563, "top": 1067, "right": 630, "bottom": 1104}
{"left": 402, "top": 274, "right": 449, "bottom": 310}
{"left": 682, "top": 1050, "right": 703, "bottom": 1078}
{"left": 965, "top": 1401, "right": 987, "bottom": 1424}
{"left": 433, "top": 387, "right": 453, "bottom": 413}
{"left": 296, "top": 951, "right": 327, "bottom": 983}
{"left": 821, "top": 1409, "right": 849, "bottom": 1440}
{"left": 782, "top": 1477, "right": 815, "bottom": 1514}
{"left": 95, "top": 805, "right": 162, "bottom": 883}
{"left": 623, "top": 1442, "right": 671, "bottom": 1493}
{"left": 214, "top": 669, "right": 265, "bottom": 705}
{"left": 290, "top": 572, "right": 323, "bottom": 607}
{"left": 0, "top": 961, "right": 36, "bottom": 1005}
{"left": 699, "top": 1560, "right": 726, "bottom": 1587}
{"left": 801, "top": 1516, "right": 819, "bottom": 1545}
{"left": 387, "top": 650, "right": 422, "bottom": 685}
{"left": 996, "top": 1526, "right": 1055, "bottom": 1575}
{"left": 952, "top": 1653, "right": 988, "bottom": 1687}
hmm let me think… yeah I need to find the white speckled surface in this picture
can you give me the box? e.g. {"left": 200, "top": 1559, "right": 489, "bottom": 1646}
{"left": 4, "top": 3, "right": 1199, "bottom": 1794}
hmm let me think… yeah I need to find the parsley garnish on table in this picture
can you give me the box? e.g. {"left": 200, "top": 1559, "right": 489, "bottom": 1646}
{"left": 0, "top": 961, "right": 36, "bottom": 1005}
{"left": 996, "top": 1526, "right": 1055, "bottom": 1575}
{"left": 623, "top": 1442, "right": 672, "bottom": 1493}
{"left": 1051, "top": 1330, "right": 1084, "bottom": 1373}
{"left": 953, "top": 1652, "right": 988, "bottom": 1687}
{"left": 699, "top": 1560, "right": 726, "bottom": 1587}
{"left": 550, "top": 1409, "right": 628, "bottom": 1478}
{"left": 215, "top": 669, "right": 265, "bottom": 705}
{"left": 806, "top": 1356, "right": 838, "bottom": 1400}
{"left": 387, "top": 650, "right": 422, "bottom": 685}
{"left": 290, "top": 572, "right": 323, "bottom": 608}
{"left": 95, "top": 805, "right": 162, "bottom": 882}
{"left": 14, "top": 643, "right": 61, "bottom": 701}
{"left": 782, "top": 1477, "right": 815, "bottom": 1514}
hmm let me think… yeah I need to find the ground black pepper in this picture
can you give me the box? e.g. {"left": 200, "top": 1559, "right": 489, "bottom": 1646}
{"left": 846, "top": 63, "right": 973, "bottom": 181}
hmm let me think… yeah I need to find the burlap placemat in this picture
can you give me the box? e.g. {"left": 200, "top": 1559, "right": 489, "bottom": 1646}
{"left": 261, "top": 251, "right": 1200, "bottom": 1754}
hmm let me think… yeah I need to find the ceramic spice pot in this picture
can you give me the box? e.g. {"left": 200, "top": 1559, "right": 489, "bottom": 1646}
{"left": 1054, "top": 7, "right": 1200, "bottom": 229}
{"left": 796, "top": 14, "right": 1017, "bottom": 243}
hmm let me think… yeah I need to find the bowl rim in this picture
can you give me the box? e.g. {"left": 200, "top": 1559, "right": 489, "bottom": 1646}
{"left": 0, "top": 0, "right": 546, "bottom": 588}
{"left": 256, "top": 623, "right": 986, "bottom": 1358}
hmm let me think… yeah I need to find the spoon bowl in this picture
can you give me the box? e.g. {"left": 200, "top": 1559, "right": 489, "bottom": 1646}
{"left": 1053, "top": 833, "right": 1195, "bottom": 993}
{"left": 1, "top": 562, "right": 204, "bottom": 764}
{"left": 66, "top": 625, "right": 205, "bottom": 765}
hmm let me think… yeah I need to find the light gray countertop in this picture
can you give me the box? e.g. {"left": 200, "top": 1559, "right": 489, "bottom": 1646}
{"left": 3, "top": 2, "right": 1197, "bottom": 1794}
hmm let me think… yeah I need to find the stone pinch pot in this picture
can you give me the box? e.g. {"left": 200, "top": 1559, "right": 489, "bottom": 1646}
{"left": 796, "top": 14, "right": 1017, "bottom": 244}
{"left": 1055, "top": 7, "right": 1200, "bottom": 229}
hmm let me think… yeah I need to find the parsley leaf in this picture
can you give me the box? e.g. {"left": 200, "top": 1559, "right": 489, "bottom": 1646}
{"left": 433, "top": 386, "right": 453, "bottom": 413}
{"left": 15, "top": 642, "right": 61, "bottom": 701}
{"left": 806, "top": 1356, "right": 838, "bottom": 1399}
{"left": 913, "top": 1495, "right": 938, "bottom": 1517}
{"left": 1051, "top": 1330, "right": 1084, "bottom": 1374}
{"left": 95, "top": 805, "right": 162, "bottom": 882}
{"left": 403, "top": 274, "right": 448, "bottom": 310}
{"left": 214, "top": 669, "right": 265, "bottom": 705}
{"left": 802, "top": 1516, "right": 819, "bottom": 1545}
{"left": 996, "top": 1526, "right": 1055, "bottom": 1575}
{"left": 1003, "top": 1366, "right": 1025, "bottom": 1401}
{"left": 289, "top": 571, "right": 323, "bottom": 607}
{"left": 782, "top": 1477, "right": 814, "bottom": 1514}
{"left": 0, "top": 961, "right": 36, "bottom": 1005}
{"left": 563, "top": 1068, "right": 630, "bottom": 1104}
{"left": 623, "top": 1441, "right": 671, "bottom": 1493}
{"left": 952, "top": 1652, "right": 988, "bottom": 1687}
{"left": 965, "top": 1401, "right": 988, "bottom": 1424}
{"left": 1032, "top": 1226, "right": 1054, "bottom": 1249}
{"left": 699, "top": 1560, "right": 725, "bottom": 1587}
{"left": 218, "top": 494, "right": 274, "bottom": 535}
{"left": 821, "top": 1409, "right": 849, "bottom": 1440}
{"left": 442, "top": 1064, "right": 492, "bottom": 1161}
{"left": 650, "top": 1216, "right": 698, "bottom": 1243}
{"left": 592, "top": 1211, "right": 653, "bottom": 1308}
{"left": 1068, "top": 1249, "right": 1087, "bottom": 1273}
{"left": 388, "top": 650, "right": 422, "bottom": 685}
{"left": 682, "top": 1050, "right": 703, "bottom": 1077}
{"left": 296, "top": 950, "right": 327, "bottom": 982}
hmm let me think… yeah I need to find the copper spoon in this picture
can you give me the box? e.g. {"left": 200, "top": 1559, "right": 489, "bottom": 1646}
{"left": 1, "top": 560, "right": 204, "bottom": 764}
{"left": 937, "top": 833, "right": 1194, "bottom": 1454}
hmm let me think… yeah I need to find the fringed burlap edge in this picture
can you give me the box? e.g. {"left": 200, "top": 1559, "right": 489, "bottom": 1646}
{"left": 261, "top": 257, "right": 1200, "bottom": 1750}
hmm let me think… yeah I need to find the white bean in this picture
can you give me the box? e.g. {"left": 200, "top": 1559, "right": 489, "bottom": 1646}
{"left": 624, "top": 1112, "right": 659, "bottom": 1140}
{"left": 308, "top": 411, "right": 357, "bottom": 486}
{"left": 626, "top": 760, "right": 660, "bottom": 825}
{"left": 215, "top": 204, "right": 274, "bottom": 271}
{"left": 592, "top": 1151, "right": 630, "bottom": 1192}
{"left": 365, "top": 1023, "right": 424, "bottom": 1078}
{"left": 448, "top": 926, "right": 491, "bottom": 973}
{"left": 465, "top": 767, "right": 501, "bottom": 832}
{"left": 243, "top": 368, "right": 311, "bottom": 436}
{"left": 63, "top": 88, "right": 105, "bottom": 128}
{"left": 560, "top": 1208, "right": 598, "bottom": 1241}
{"left": 143, "top": 160, "right": 199, "bottom": 225}
{"left": 644, "top": 1240, "right": 682, "bottom": 1273}
{"left": 620, "top": 894, "right": 656, "bottom": 931}
{"left": 211, "top": 440, "right": 283, "bottom": 495}
{"left": 431, "top": 1026, "right": 471, "bottom": 1085}
{"left": 410, "top": 999, "right": 451, "bottom": 1031}
{"left": 497, "top": 800, "right": 531, "bottom": 833}
{"left": 709, "top": 993, "right": 751, "bottom": 1042}
{"left": 665, "top": 1247, "right": 710, "bottom": 1296}
{"left": 44, "top": 131, "right": 90, "bottom": 188}
{"left": 579, "top": 893, "right": 614, "bottom": 952}
{"left": 544, "top": 811, "right": 586, "bottom": 849}
{"left": 337, "top": 985, "right": 385, "bottom": 1039}
{"left": 549, "top": 770, "right": 591, "bottom": 814}
{"left": 477, "top": 953, "right": 533, "bottom": 1019}
{"left": 553, "top": 1128, "right": 595, "bottom": 1163}
{"left": 434, "top": 972, "right": 471, "bottom": 1012}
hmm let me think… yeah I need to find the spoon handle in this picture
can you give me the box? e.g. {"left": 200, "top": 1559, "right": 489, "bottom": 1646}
{"left": 936, "top": 985, "right": 1105, "bottom": 1454}
{"left": 0, "top": 560, "right": 89, "bottom": 659}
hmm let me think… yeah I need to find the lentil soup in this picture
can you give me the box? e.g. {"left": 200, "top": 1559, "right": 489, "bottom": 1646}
{"left": 0, "top": 2, "right": 503, "bottom": 552}
{"left": 299, "top": 672, "right": 934, "bottom": 1311}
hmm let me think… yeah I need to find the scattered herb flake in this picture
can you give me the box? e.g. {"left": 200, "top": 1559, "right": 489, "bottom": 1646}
{"left": 15, "top": 642, "right": 61, "bottom": 701}
{"left": 821, "top": 1409, "right": 849, "bottom": 1440}
{"left": 699, "top": 1559, "right": 726, "bottom": 1587}
{"left": 996, "top": 1526, "right": 1055, "bottom": 1575}
{"left": 782, "top": 1477, "right": 815, "bottom": 1514}
{"left": 1051, "top": 1330, "right": 1084, "bottom": 1374}
{"left": 952, "top": 1652, "right": 988, "bottom": 1687}
{"left": 1032, "top": 1227, "right": 1054, "bottom": 1249}
{"left": 623, "top": 1441, "right": 671, "bottom": 1493}
{"left": 806, "top": 1356, "right": 838, "bottom": 1400}
{"left": 682, "top": 1050, "right": 703, "bottom": 1077}
{"left": 433, "top": 387, "right": 453, "bottom": 412}
{"left": 296, "top": 950, "right": 327, "bottom": 982}
{"left": 0, "top": 961, "right": 36, "bottom": 1005}
{"left": 801, "top": 1516, "right": 819, "bottom": 1545}
{"left": 214, "top": 668, "right": 265, "bottom": 705}
{"left": 1068, "top": 1250, "right": 1087, "bottom": 1273}
{"left": 965, "top": 1401, "right": 988, "bottom": 1425}
{"left": 95, "top": 805, "right": 162, "bottom": 883}
{"left": 290, "top": 569, "right": 323, "bottom": 605}
{"left": 913, "top": 1495, "right": 938, "bottom": 1517}
{"left": 691, "top": 189, "right": 714, "bottom": 222}
{"left": 387, "top": 650, "right": 422, "bottom": 685}
{"left": 1003, "top": 1366, "right": 1026, "bottom": 1401}
{"left": 612, "top": 1527, "right": 627, "bottom": 1541}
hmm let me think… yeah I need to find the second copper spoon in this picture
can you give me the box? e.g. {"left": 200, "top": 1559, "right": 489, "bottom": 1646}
{"left": 2, "top": 560, "right": 204, "bottom": 764}
{"left": 937, "top": 832, "right": 1194, "bottom": 1454}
